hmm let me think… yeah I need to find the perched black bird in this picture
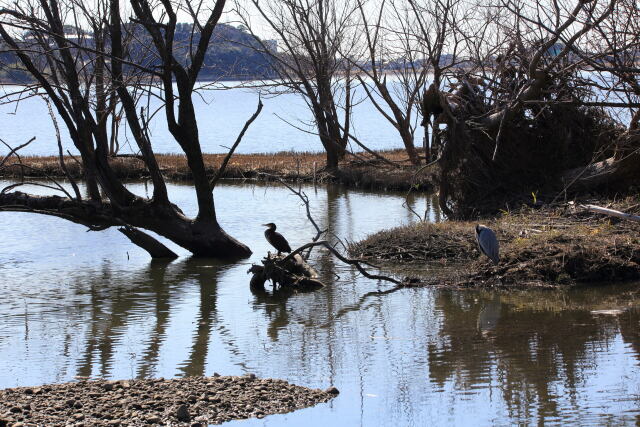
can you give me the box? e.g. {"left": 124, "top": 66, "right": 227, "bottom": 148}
{"left": 475, "top": 224, "right": 500, "bottom": 264}
{"left": 262, "top": 223, "right": 292, "bottom": 255}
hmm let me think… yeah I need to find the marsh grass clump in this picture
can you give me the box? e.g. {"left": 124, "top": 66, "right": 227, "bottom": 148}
{"left": 349, "top": 221, "right": 479, "bottom": 262}
{"left": 351, "top": 200, "right": 640, "bottom": 288}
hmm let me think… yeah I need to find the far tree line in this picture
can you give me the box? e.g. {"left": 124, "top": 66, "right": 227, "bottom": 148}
{"left": 0, "top": 0, "right": 639, "bottom": 258}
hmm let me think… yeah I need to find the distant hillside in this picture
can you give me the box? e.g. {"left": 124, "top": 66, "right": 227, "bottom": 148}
{"left": 0, "top": 22, "right": 276, "bottom": 84}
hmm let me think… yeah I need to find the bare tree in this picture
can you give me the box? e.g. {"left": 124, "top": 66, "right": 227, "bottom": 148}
{"left": 235, "top": 0, "right": 357, "bottom": 169}
{"left": 348, "top": 0, "right": 428, "bottom": 165}
{"left": 0, "top": 0, "right": 260, "bottom": 258}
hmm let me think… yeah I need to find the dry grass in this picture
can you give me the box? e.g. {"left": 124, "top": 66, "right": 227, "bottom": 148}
{"left": 351, "top": 198, "right": 640, "bottom": 288}
{"left": 1, "top": 149, "right": 432, "bottom": 191}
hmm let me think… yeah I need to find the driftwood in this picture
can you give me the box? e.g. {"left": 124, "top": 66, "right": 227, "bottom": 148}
{"left": 249, "top": 240, "right": 405, "bottom": 291}
{"left": 249, "top": 253, "right": 324, "bottom": 291}
{"left": 580, "top": 204, "right": 640, "bottom": 223}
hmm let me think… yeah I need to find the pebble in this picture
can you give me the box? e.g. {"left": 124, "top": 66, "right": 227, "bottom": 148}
{"left": 0, "top": 376, "right": 337, "bottom": 426}
{"left": 146, "top": 415, "right": 161, "bottom": 423}
{"left": 176, "top": 405, "right": 190, "bottom": 422}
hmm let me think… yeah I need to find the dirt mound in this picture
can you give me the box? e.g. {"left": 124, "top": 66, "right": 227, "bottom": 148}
{"left": 351, "top": 201, "right": 640, "bottom": 288}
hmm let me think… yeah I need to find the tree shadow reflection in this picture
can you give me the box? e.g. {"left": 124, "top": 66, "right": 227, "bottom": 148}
{"left": 429, "top": 289, "right": 640, "bottom": 422}
{"left": 74, "top": 257, "right": 241, "bottom": 379}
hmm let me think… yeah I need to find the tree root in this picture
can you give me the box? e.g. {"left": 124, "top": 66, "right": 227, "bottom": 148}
{"left": 249, "top": 253, "right": 324, "bottom": 291}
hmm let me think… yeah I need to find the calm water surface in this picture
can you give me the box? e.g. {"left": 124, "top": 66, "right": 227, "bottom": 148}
{"left": 0, "top": 180, "right": 639, "bottom": 426}
{"left": 0, "top": 83, "right": 425, "bottom": 157}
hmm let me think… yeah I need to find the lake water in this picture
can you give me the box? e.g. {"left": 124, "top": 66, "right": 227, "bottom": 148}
{"left": 0, "top": 83, "right": 425, "bottom": 157}
{"left": 1, "top": 180, "right": 639, "bottom": 426}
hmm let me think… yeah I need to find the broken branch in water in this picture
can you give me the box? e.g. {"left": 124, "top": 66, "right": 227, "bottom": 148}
{"left": 282, "top": 240, "right": 403, "bottom": 285}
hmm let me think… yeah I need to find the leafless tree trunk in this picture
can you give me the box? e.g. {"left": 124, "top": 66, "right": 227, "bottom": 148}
{"left": 347, "top": 0, "right": 428, "bottom": 165}
{"left": 235, "top": 0, "right": 356, "bottom": 169}
{"left": 0, "top": 0, "right": 260, "bottom": 258}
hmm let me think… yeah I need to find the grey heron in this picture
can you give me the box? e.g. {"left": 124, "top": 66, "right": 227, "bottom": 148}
{"left": 475, "top": 224, "right": 499, "bottom": 264}
{"left": 262, "top": 223, "right": 292, "bottom": 255}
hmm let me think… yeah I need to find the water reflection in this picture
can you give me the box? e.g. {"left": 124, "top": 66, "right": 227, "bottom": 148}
{"left": 1, "top": 181, "right": 639, "bottom": 425}
{"left": 429, "top": 290, "right": 640, "bottom": 425}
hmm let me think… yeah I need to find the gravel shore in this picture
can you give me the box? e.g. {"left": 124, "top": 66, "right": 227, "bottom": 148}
{"left": 0, "top": 375, "right": 339, "bottom": 426}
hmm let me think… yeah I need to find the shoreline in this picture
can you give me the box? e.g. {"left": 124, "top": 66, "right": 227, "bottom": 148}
{"left": 0, "top": 150, "right": 434, "bottom": 192}
{"left": 0, "top": 375, "right": 338, "bottom": 426}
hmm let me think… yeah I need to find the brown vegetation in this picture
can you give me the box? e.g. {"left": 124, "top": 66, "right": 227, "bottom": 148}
{"left": 0, "top": 149, "right": 434, "bottom": 191}
{"left": 350, "top": 199, "right": 640, "bottom": 288}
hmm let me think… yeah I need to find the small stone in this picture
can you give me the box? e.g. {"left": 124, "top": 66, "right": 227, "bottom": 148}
{"left": 176, "top": 405, "right": 190, "bottom": 422}
{"left": 74, "top": 402, "right": 83, "bottom": 409}
{"left": 108, "top": 420, "right": 121, "bottom": 426}
{"left": 24, "top": 388, "right": 34, "bottom": 395}
{"left": 325, "top": 386, "right": 340, "bottom": 395}
{"left": 10, "top": 407, "right": 22, "bottom": 414}
{"left": 212, "top": 372, "right": 220, "bottom": 377}
{"left": 245, "top": 373, "right": 256, "bottom": 380}
{"left": 74, "top": 413, "right": 85, "bottom": 421}
{"left": 102, "top": 383, "right": 114, "bottom": 391}
{"left": 146, "top": 415, "right": 161, "bottom": 423}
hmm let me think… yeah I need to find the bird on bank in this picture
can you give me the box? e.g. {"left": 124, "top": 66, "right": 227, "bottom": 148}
{"left": 262, "top": 223, "right": 292, "bottom": 256}
{"left": 475, "top": 224, "right": 500, "bottom": 264}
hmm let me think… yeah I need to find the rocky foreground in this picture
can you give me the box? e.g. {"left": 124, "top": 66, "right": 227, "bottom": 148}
{"left": 0, "top": 375, "right": 339, "bottom": 426}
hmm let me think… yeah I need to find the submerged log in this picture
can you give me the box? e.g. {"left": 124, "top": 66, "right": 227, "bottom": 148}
{"left": 248, "top": 253, "right": 324, "bottom": 291}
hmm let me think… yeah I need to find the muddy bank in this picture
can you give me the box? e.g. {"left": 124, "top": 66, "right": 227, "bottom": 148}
{"left": 0, "top": 375, "right": 338, "bottom": 426}
{"left": 0, "top": 150, "right": 433, "bottom": 191}
{"left": 350, "top": 200, "right": 640, "bottom": 288}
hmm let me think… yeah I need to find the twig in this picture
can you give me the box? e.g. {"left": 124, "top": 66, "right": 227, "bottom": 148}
{"left": 44, "top": 97, "right": 81, "bottom": 200}
{"left": 281, "top": 241, "right": 403, "bottom": 285}
{"left": 580, "top": 204, "right": 640, "bottom": 223}
{"left": 210, "top": 98, "right": 263, "bottom": 188}
{"left": 0, "top": 136, "right": 35, "bottom": 169}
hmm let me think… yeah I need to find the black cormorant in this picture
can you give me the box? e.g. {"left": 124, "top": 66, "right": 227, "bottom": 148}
{"left": 262, "top": 223, "right": 292, "bottom": 255}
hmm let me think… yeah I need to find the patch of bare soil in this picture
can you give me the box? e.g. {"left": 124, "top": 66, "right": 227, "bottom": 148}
{"left": 350, "top": 199, "right": 640, "bottom": 288}
{"left": 0, "top": 375, "right": 338, "bottom": 426}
